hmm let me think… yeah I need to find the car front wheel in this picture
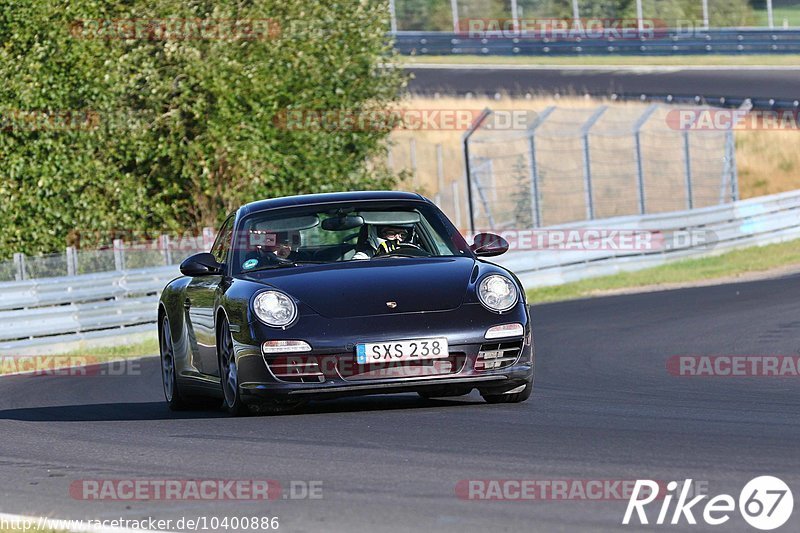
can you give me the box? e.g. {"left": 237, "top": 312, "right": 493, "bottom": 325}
{"left": 218, "top": 317, "right": 248, "bottom": 416}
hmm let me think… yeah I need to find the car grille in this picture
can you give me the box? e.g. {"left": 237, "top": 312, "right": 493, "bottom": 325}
{"left": 475, "top": 341, "right": 523, "bottom": 371}
{"left": 266, "top": 357, "right": 325, "bottom": 383}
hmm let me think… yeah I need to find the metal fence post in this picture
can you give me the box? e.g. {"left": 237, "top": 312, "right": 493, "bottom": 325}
{"left": 451, "top": 0, "right": 459, "bottom": 33}
{"left": 683, "top": 130, "right": 693, "bottom": 209}
{"left": 159, "top": 235, "right": 173, "bottom": 265}
{"left": 13, "top": 253, "right": 26, "bottom": 281}
{"left": 388, "top": 0, "right": 397, "bottom": 34}
{"left": 633, "top": 104, "right": 659, "bottom": 215}
{"left": 113, "top": 239, "right": 125, "bottom": 271}
{"left": 729, "top": 130, "right": 739, "bottom": 201}
{"left": 472, "top": 159, "right": 496, "bottom": 229}
{"left": 580, "top": 106, "right": 608, "bottom": 221}
{"left": 527, "top": 106, "right": 555, "bottom": 228}
{"left": 720, "top": 130, "right": 738, "bottom": 204}
{"left": 767, "top": 0, "right": 775, "bottom": 29}
{"left": 462, "top": 108, "right": 492, "bottom": 233}
{"left": 66, "top": 246, "right": 77, "bottom": 276}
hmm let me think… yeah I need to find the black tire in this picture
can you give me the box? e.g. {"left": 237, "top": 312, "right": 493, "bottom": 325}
{"left": 218, "top": 317, "right": 249, "bottom": 416}
{"left": 160, "top": 316, "right": 198, "bottom": 410}
{"left": 481, "top": 381, "right": 533, "bottom": 404}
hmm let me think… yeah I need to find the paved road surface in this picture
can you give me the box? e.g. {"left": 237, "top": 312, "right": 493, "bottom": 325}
{"left": 1, "top": 274, "right": 799, "bottom": 531}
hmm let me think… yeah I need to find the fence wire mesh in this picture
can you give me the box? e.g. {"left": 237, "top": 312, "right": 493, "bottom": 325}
{"left": 3, "top": 236, "right": 209, "bottom": 281}
{"left": 464, "top": 104, "right": 735, "bottom": 230}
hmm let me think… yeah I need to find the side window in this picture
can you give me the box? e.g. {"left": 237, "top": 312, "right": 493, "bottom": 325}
{"left": 210, "top": 216, "right": 235, "bottom": 264}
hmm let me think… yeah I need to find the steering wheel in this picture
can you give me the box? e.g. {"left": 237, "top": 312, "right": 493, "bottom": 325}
{"left": 374, "top": 243, "right": 431, "bottom": 258}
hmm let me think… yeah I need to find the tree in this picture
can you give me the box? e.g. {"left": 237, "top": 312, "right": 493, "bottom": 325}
{"left": 0, "top": 0, "right": 405, "bottom": 258}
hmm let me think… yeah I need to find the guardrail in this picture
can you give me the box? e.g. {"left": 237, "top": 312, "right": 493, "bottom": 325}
{"left": 493, "top": 189, "right": 800, "bottom": 288}
{"left": 2, "top": 188, "right": 800, "bottom": 350}
{"left": 0, "top": 266, "right": 178, "bottom": 352}
{"left": 394, "top": 29, "right": 800, "bottom": 55}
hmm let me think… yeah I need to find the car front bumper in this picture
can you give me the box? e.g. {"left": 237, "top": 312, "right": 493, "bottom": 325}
{"left": 233, "top": 302, "right": 534, "bottom": 402}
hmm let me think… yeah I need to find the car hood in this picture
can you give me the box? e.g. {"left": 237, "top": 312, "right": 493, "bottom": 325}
{"left": 244, "top": 257, "right": 476, "bottom": 318}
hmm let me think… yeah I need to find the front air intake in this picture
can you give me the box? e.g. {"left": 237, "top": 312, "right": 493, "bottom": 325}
{"left": 266, "top": 358, "right": 325, "bottom": 383}
{"left": 475, "top": 341, "right": 523, "bottom": 371}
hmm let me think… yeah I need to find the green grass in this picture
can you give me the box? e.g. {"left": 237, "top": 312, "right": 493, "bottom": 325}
{"left": 0, "top": 336, "right": 159, "bottom": 376}
{"left": 59, "top": 335, "right": 159, "bottom": 359}
{"left": 401, "top": 54, "right": 800, "bottom": 67}
{"left": 754, "top": 6, "right": 800, "bottom": 27}
{"left": 527, "top": 238, "right": 800, "bottom": 304}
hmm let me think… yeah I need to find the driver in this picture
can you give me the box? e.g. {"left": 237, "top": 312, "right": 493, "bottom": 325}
{"left": 243, "top": 230, "right": 299, "bottom": 269}
{"left": 374, "top": 225, "right": 412, "bottom": 256}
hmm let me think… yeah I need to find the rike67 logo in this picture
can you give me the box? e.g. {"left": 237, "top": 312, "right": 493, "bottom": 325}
{"left": 623, "top": 477, "right": 793, "bottom": 530}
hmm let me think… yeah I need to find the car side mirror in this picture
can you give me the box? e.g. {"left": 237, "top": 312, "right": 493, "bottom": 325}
{"left": 470, "top": 233, "right": 509, "bottom": 257}
{"left": 180, "top": 252, "right": 223, "bottom": 277}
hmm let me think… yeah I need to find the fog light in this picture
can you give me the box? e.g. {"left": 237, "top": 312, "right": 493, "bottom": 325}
{"left": 485, "top": 323, "right": 523, "bottom": 340}
{"left": 262, "top": 340, "right": 312, "bottom": 354}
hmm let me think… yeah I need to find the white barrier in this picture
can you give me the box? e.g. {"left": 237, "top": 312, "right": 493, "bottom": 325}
{"left": 0, "top": 266, "right": 178, "bottom": 351}
{"left": 2, "top": 188, "right": 800, "bottom": 350}
{"left": 493, "top": 189, "right": 800, "bottom": 288}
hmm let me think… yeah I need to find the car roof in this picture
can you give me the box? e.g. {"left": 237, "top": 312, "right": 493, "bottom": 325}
{"left": 238, "top": 191, "right": 428, "bottom": 216}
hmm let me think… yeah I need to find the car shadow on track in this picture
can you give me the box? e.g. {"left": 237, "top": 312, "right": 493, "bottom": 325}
{"left": 285, "top": 394, "right": 485, "bottom": 417}
{"left": 0, "top": 395, "right": 489, "bottom": 422}
{"left": 0, "top": 402, "right": 228, "bottom": 422}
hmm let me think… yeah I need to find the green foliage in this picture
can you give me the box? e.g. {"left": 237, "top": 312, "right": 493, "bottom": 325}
{"left": 0, "top": 0, "right": 405, "bottom": 259}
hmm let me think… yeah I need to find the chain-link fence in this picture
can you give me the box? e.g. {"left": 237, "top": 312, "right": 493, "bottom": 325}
{"left": 390, "top": 0, "right": 797, "bottom": 32}
{"left": 447, "top": 104, "right": 736, "bottom": 231}
{"left": 0, "top": 234, "right": 211, "bottom": 282}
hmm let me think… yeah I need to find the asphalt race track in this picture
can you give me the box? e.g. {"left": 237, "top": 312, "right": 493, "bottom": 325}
{"left": 1, "top": 275, "right": 800, "bottom": 532}
{"left": 406, "top": 66, "right": 800, "bottom": 103}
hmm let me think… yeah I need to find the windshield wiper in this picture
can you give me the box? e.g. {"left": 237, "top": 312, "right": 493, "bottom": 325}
{"left": 243, "top": 262, "right": 298, "bottom": 273}
{"left": 243, "top": 260, "right": 324, "bottom": 273}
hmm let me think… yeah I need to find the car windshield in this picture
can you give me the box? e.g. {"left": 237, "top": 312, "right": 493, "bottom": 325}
{"left": 231, "top": 201, "right": 470, "bottom": 274}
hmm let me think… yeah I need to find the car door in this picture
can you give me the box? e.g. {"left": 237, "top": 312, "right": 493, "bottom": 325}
{"left": 184, "top": 215, "right": 234, "bottom": 377}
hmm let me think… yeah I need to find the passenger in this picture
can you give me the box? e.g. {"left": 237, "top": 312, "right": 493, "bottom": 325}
{"left": 242, "top": 230, "right": 299, "bottom": 269}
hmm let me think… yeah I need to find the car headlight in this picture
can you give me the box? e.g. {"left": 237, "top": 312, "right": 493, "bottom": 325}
{"left": 253, "top": 290, "right": 297, "bottom": 327}
{"left": 478, "top": 275, "right": 518, "bottom": 313}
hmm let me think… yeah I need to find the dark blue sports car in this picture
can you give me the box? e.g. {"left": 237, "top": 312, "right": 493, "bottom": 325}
{"left": 158, "top": 191, "right": 534, "bottom": 415}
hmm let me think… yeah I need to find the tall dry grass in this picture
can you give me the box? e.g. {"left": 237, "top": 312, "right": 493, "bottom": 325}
{"left": 736, "top": 129, "right": 800, "bottom": 199}
{"left": 387, "top": 96, "right": 800, "bottom": 225}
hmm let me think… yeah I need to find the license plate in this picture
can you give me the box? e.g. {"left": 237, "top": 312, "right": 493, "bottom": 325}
{"left": 356, "top": 338, "right": 449, "bottom": 365}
